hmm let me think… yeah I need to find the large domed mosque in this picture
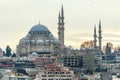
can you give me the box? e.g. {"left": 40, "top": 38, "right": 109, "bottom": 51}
{"left": 16, "top": 6, "right": 65, "bottom": 57}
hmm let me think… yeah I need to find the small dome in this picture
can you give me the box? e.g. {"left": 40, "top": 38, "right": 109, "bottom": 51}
{"left": 37, "top": 39, "right": 44, "bottom": 43}
{"left": 5, "top": 69, "right": 11, "bottom": 73}
{"left": 45, "top": 40, "right": 49, "bottom": 42}
{"left": 19, "top": 57, "right": 28, "bottom": 60}
{"left": 54, "top": 39, "right": 60, "bottom": 44}
{"left": 44, "top": 40, "right": 50, "bottom": 44}
{"left": 20, "top": 37, "right": 26, "bottom": 41}
{"left": 29, "top": 24, "right": 50, "bottom": 32}
{"left": 20, "top": 37, "right": 27, "bottom": 44}
{"left": 31, "top": 40, "right": 36, "bottom": 44}
{"left": 31, "top": 52, "right": 38, "bottom": 57}
{"left": 37, "top": 39, "right": 44, "bottom": 44}
{"left": 50, "top": 40, "right": 53, "bottom": 43}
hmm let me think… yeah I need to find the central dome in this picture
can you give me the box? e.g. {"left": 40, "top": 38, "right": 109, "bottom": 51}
{"left": 30, "top": 24, "right": 50, "bottom": 32}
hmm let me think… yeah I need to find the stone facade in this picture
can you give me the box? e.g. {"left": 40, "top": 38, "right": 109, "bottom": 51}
{"left": 16, "top": 24, "right": 62, "bottom": 57}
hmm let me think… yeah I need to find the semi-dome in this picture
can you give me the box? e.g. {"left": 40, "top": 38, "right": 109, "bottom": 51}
{"left": 31, "top": 52, "right": 38, "bottom": 57}
{"left": 31, "top": 40, "right": 36, "bottom": 44}
{"left": 20, "top": 37, "right": 27, "bottom": 44}
{"left": 29, "top": 24, "right": 50, "bottom": 32}
{"left": 54, "top": 39, "right": 61, "bottom": 44}
{"left": 37, "top": 39, "right": 44, "bottom": 44}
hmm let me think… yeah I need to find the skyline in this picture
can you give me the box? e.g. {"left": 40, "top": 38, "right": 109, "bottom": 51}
{"left": 0, "top": 0, "right": 120, "bottom": 51}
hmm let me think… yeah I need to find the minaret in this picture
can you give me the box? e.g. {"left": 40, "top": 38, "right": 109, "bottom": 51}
{"left": 93, "top": 25, "right": 97, "bottom": 49}
{"left": 58, "top": 12, "right": 61, "bottom": 41}
{"left": 58, "top": 5, "right": 65, "bottom": 48}
{"left": 98, "top": 20, "right": 102, "bottom": 51}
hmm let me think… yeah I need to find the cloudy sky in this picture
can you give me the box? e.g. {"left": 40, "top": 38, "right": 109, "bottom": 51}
{"left": 0, "top": 0, "right": 120, "bottom": 51}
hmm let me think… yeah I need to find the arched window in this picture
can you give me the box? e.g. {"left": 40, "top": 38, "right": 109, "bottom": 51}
{"left": 54, "top": 47, "right": 61, "bottom": 54}
{"left": 20, "top": 47, "right": 27, "bottom": 57}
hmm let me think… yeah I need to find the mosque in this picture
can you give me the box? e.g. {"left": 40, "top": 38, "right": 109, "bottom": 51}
{"left": 16, "top": 5, "right": 102, "bottom": 57}
{"left": 16, "top": 6, "right": 65, "bottom": 57}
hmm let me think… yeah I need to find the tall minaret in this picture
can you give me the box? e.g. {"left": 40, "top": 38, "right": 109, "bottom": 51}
{"left": 58, "top": 12, "right": 61, "bottom": 41}
{"left": 93, "top": 25, "right": 97, "bottom": 49}
{"left": 98, "top": 20, "right": 102, "bottom": 51}
{"left": 58, "top": 5, "right": 65, "bottom": 48}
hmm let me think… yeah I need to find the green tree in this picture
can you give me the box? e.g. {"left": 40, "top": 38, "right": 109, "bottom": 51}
{"left": 3, "top": 51, "right": 5, "bottom": 56}
{"left": 5, "top": 46, "right": 12, "bottom": 57}
{"left": 84, "top": 49, "right": 95, "bottom": 74}
{"left": 12, "top": 53, "right": 16, "bottom": 57}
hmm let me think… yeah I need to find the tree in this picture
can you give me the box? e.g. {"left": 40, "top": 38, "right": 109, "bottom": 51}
{"left": 17, "top": 69, "right": 28, "bottom": 75}
{"left": 0, "top": 72, "right": 3, "bottom": 79}
{"left": 12, "top": 53, "right": 16, "bottom": 57}
{"left": 5, "top": 46, "right": 12, "bottom": 57}
{"left": 3, "top": 51, "right": 5, "bottom": 56}
{"left": 80, "top": 40, "right": 94, "bottom": 49}
{"left": 84, "top": 49, "right": 95, "bottom": 74}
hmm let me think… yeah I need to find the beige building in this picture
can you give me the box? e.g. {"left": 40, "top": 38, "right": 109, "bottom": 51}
{"left": 16, "top": 6, "right": 65, "bottom": 57}
{"left": 38, "top": 62, "right": 75, "bottom": 80}
{"left": 16, "top": 23, "right": 62, "bottom": 57}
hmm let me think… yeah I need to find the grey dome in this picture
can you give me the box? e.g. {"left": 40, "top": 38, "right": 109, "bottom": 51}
{"left": 29, "top": 24, "right": 50, "bottom": 32}
{"left": 54, "top": 39, "right": 60, "bottom": 44}
{"left": 37, "top": 40, "right": 44, "bottom": 44}
{"left": 20, "top": 37, "right": 27, "bottom": 44}
{"left": 31, "top": 52, "right": 38, "bottom": 56}
{"left": 20, "top": 37, "right": 30, "bottom": 44}
{"left": 31, "top": 40, "right": 36, "bottom": 44}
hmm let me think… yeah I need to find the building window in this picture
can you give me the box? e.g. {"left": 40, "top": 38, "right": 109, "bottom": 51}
{"left": 48, "top": 75, "right": 54, "bottom": 77}
{"left": 48, "top": 72, "right": 52, "bottom": 74}
{"left": 67, "top": 75, "right": 72, "bottom": 77}
{"left": 61, "top": 75, "right": 66, "bottom": 77}
{"left": 48, "top": 79, "right": 53, "bottom": 80}
{"left": 66, "top": 72, "right": 70, "bottom": 74}
{"left": 42, "top": 75, "right": 47, "bottom": 77}
{"left": 60, "top": 72, "right": 64, "bottom": 74}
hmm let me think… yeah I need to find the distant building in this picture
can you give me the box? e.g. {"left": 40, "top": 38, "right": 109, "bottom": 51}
{"left": 100, "top": 73, "right": 112, "bottom": 80}
{"left": 16, "top": 6, "right": 65, "bottom": 57}
{"left": 0, "top": 59, "right": 13, "bottom": 69}
{"left": 14, "top": 60, "right": 35, "bottom": 68}
{"left": 39, "top": 62, "right": 75, "bottom": 80}
{"left": 34, "top": 57, "right": 53, "bottom": 67}
{"left": 16, "top": 23, "right": 62, "bottom": 57}
{"left": 62, "top": 56, "right": 83, "bottom": 68}
{"left": 0, "top": 48, "right": 3, "bottom": 57}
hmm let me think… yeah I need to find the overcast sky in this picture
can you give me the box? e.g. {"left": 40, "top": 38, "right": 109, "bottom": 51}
{"left": 0, "top": 0, "right": 120, "bottom": 51}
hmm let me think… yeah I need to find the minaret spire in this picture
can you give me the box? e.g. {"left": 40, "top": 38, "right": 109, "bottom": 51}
{"left": 93, "top": 25, "right": 97, "bottom": 49}
{"left": 58, "top": 5, "right": 65, "bottom": 49}
{"left": 61, "top": 5, "right": 64, "bottom": 25}
{"left": 98, "top": 20, "right": 102, "bottom": 51}
{"left": 58, "top": 12, "right": 61, "bottom": 41}
{"left": 58, "top": 12, "right": 61, "bottom": 23}
{"left": 61, "top": 5, "right": 64, "bottom": 18}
